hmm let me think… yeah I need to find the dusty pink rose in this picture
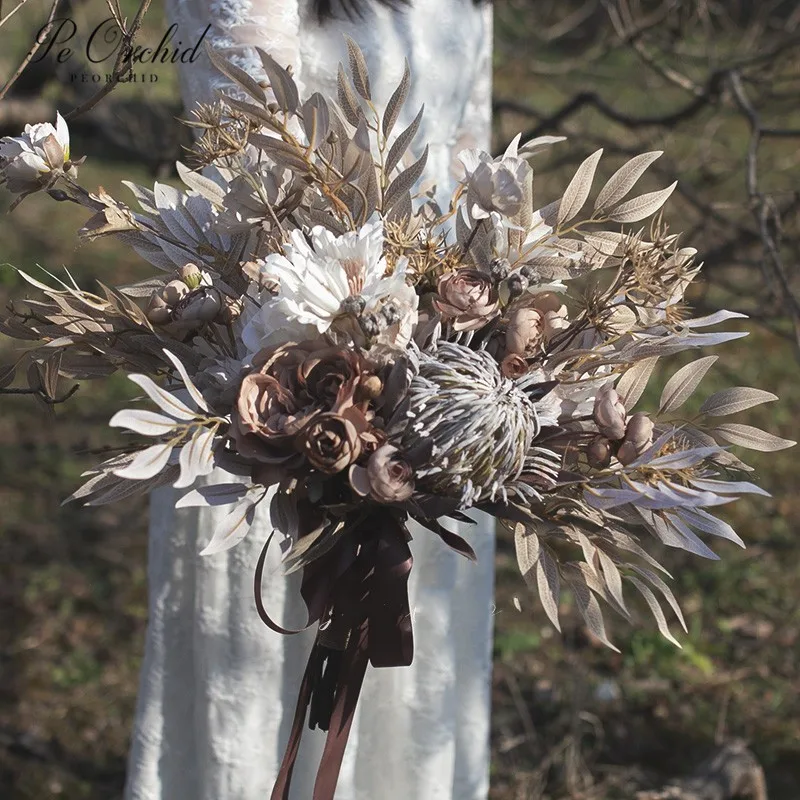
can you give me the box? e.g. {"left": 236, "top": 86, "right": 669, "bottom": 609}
{"left": 617, "top": 413, "right": 655, "bottom": 465}
{"left": 231, "top": 371, "right": 308, "bottom": 464}
{"left": 434, "top": 269, "right": 499, "bottom": 332}
{"left": 349, "top": 444, "right": 414, "bottom": 503}
{"left": 302, "top": 413, "right": 362, "bottom": 474}
{"left": 593, "top": 384, "right": 627, "bottom": 441}
{"left": 505, "top": 307, "right": 543, "bottom": 354}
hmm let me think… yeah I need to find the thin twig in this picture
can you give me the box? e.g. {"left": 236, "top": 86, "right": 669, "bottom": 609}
{"left": 64, "top": 0, "right": 153, "bottom": 121}
{"left": 0, "top": 0, "right": 60, "bottom": 102}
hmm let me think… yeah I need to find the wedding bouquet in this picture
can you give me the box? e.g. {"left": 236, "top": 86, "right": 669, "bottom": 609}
{"left": 1, "top": 41, "right": 793, "bottom": 799}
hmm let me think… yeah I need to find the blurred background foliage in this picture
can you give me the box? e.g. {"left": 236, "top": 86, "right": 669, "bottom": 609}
{"left": 0, "top": 0, "right": 798, "bottom": 797}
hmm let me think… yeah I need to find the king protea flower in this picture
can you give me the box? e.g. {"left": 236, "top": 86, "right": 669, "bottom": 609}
{"left": 401, "top": 342, "right": 541, "bottom": 506}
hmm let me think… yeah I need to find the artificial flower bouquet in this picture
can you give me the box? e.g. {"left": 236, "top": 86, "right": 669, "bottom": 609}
{"left": 0, "top": 41, "right": 793, "bottom": 799}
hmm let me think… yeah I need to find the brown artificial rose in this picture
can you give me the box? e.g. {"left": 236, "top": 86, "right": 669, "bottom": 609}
{"left": 233, "top": 341, "right": 383, "bottom": 467}
{"left": 500, "top": 352, "right": 529, "bottom": 379}
{"left": 349, "top": 444, "right": 414, "bottom": 503}
{"left": 231, "top": 371, "right": 308, "bottom": 463}
{"left": 505, "top": 307, "right": 543, "bottom": 354}
{"left": 297, "top": 347, "right": 369, "bottom": 413}
{"left": 434, "top": 269, "right": 499, "bottom": 332}
{"left": 230, "top": 341, "right": 319, "bottom": 464}
{"left": 302, "top": 412, "right": 362, "bottom": 474}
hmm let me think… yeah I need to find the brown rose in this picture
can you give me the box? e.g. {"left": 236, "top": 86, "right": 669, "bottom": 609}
{"left": 302, "top": 413, "right": 362, "bottom": 474}
{"left": 233, "top": 341, "right": 382, "bottom": 466}
{"left": 297, "top": 347, "right": 370, "bottom": 413}
{"left": 349, "top": 444, "right": 414, "bottom": 503}
{"left": 231, "top": 371, "right": 307, "bottom": 464}
{"left": 434, "top": 269, "right": 499, "bottom": 332}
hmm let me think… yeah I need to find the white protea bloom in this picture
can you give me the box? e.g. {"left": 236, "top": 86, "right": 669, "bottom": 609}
{"left": 0, "top": 112, "right": 70, "bottom": 192}
{"left": 241, "top": 219, "right": 418, "bottom": 355}
{"left": 401, "top": 342, "right": 542, "bottom": 506}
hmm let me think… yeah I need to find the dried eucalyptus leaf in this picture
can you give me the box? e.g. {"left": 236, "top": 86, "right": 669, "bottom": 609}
{"left": 594, "top": 151, "right": 662, "bottom": 211}
{"left": 567, "top": 569, "right": 618, "bottom": 651}
{"left": 597, "top": 549, "right": 628, "bottom": 615}
{"left": 257, "top": 49, "right": 299, "bottom": 113}
{"left": 385, "top": 105, "right": 424, "bottom": 175}
{"left": 383, "top": 59, "right": 411, "bottom": 139}
{"left": 206, "top": 45, "right": 266, "bottom": 104}
{"left": 629, "top": 564, "right": 687, "bottom": 631}
{"left": 514, "top": 523, "right": 540, "bottom": 588}
{"left": 699, "top": 387, "right": 777, "bottom": 417}
{"left": 537, "top": 548, "right": 561, "bottom": 632}
{"left": 200, "top": 497, "right": 257, "bottom": 555}
{"left": 337, "top": 64, "right": 363, "bottom": 127}
{"left": 344, "top": 34, "right": 371, "bottom": 100}
{"left": 606, "top": 181, "right": 677, "bottom": 223}
{"left": 301, "top": 93, "right": 331, "bottom": 150}
{"left": 616, "top": 356, "right": 658, "bottom": 410}
{"left": 557, "top": 148, "right": 603, "bottom": 226}
{"left": 659, "top": 355, "right": 718, "bottom": 413}
{"left": 627, "top": 576, "right": 681, "bottom": 647}
{"left": 384, "top": 145, "right": 428, "bottom": 210}
{"left": 714, "top": 423, "right": 796, "bottom": 452}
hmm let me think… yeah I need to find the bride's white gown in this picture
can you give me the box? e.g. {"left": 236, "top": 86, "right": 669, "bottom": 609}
{"left": 124, "top": 2, "right": 494, "bottom": 798}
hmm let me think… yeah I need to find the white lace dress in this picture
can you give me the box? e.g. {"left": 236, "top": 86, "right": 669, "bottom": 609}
{"left": 125, "top": 2, "right": 494, "bottom": 798}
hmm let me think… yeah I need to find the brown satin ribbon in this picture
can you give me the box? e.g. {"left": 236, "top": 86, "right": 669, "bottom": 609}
{"left": 266, "top": 512, "right": 414, "bottom": 800}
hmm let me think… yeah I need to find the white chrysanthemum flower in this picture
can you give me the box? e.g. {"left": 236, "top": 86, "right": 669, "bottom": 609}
{"left": 0, "top": 112, "right": 70, "bottom": 192}
{"left": 241, "top": 219, "right": 418, "bottom": 356}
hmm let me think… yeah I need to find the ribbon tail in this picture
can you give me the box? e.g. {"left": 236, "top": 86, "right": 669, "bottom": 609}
{"left": 312, "top": 621, "right": 369, "bottom": 800}
{"left": 270, "top": 642, "right": 322, "bottom": 800}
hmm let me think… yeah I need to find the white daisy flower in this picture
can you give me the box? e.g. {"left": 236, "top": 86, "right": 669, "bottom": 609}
{"left": 241, "top": 219, "right": 417, "bottom": 356}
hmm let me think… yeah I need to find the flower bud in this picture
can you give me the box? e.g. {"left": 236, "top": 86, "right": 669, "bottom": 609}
{"left": 177, "top": 263, "right": 203, "bottom": 288}
{"left": 617, "top": 413, "right": 654, "bottom": 465}
{"left": 505, "top": 307, "right": 543, "bottom": 354}
{"left": 358, "top": 374, "right": 383, "bottom": 400}
{"left": 587, "top": 436, "right": 613, "bottom": 468}
{"left": 161, "top": 279, "right": 189, "bottom": 306}
{"left": 593, "top": 384, "right": 626, "bottom": 440}
{"left": 533, "top": 292, "right": 569, "bottom": 340}
{"left": 146, "top": 292, "right": 171, "bottom": 325}
{"left": 500, "top": 352, "right": 529, "bottom": 379}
